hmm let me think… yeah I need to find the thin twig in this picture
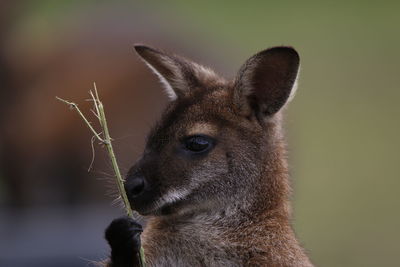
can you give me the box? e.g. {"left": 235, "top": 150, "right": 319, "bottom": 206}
{"left": 89, "top": 84, "right": 133, "bottom": 218}
{"left": 55, "top": 97, "right": 104, "bottom": 143}
{"left": 90, "top": 89, "right": 102, "bottom": 125}
{"left": 88, "top": 135, "right": 96, "bottom": 172}
{"left": 56, "top": 84, "right": 146, "bottom": 267}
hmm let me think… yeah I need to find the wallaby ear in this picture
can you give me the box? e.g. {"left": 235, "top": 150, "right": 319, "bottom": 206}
{"left": 135, "top": 45, "right": 219, "bottom": 101}
{"left": 233, "top": 46, "right": 300, "bottom": 119}
{"left": 134, "top": 45, "right": 190, "bottom": 100}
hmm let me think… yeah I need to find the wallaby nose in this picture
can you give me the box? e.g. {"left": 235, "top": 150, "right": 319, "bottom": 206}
{"left": 125, "top": 174, "right": 146, "bottom": 197}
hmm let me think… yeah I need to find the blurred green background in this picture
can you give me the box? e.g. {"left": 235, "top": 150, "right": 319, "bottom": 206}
{"left": 0, "top": 1, "right": 399, "bottom": 266}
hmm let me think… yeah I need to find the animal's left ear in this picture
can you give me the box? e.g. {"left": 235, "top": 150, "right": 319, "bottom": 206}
{"left": 233, "top": 46, "right": 300, "bottom": 119}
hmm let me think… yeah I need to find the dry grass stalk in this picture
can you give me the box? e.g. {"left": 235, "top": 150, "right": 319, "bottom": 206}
{"left": 56, "top": 83, "right": 146, "bottom": 266}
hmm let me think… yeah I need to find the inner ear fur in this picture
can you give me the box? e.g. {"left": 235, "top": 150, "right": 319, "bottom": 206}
{"left": 233, "top": 46, "right": 300, "bottom": 119}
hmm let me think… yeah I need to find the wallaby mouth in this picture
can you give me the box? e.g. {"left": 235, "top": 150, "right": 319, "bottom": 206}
{"left": 125, "top": 171, "right": 154, "bottom": 214}
{"left": 125, "top": 173, "right": 191, "bottom": 216}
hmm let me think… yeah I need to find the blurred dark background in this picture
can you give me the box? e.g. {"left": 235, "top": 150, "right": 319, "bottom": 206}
{"left": 1, "top": 1, "right": 399, "bottom": 266}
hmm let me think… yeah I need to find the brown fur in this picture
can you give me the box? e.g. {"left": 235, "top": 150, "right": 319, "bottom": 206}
{"left": 107, "top": 45, "right": 312, "bottom": 266}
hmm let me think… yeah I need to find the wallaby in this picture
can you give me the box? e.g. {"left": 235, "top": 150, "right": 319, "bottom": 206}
{"left": 104, "top": 45, "right": 313, "bottom": 267}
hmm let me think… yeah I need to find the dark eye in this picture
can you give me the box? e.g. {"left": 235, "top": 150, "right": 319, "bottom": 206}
{"left": 183, "top": 135, "right": 213, "bottom": 153}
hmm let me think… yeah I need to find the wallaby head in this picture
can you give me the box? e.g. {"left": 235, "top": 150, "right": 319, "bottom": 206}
{"left": 125, "top": 45, "right": 300, "bottom": 220}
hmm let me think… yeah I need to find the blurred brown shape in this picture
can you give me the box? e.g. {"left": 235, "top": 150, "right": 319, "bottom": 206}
{"left": 0, "top": 3, "right": 172, "bottom": 208}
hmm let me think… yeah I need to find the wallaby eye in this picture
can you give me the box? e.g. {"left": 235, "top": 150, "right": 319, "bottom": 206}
{"left": 183, "top": 135, "right": 213, "bottom": 153}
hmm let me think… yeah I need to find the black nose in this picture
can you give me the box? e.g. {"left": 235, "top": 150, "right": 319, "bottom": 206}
{"left": 126, "top": 174, "right": 146, "bottom": 197}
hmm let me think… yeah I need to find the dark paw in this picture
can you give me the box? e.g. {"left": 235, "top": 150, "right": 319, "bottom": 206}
{"left": 105, "top": 216, "right": 143, "bottom": 266}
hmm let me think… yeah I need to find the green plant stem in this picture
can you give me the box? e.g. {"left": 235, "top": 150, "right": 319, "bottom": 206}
{"left": 92, "top": 87, "right": 134, "bottom": 218}
{"left": 55, "top": 97, "right": 103, "bottom": 142}
{"left": 56, "top": 83, "right": 146, "bottom": 267}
